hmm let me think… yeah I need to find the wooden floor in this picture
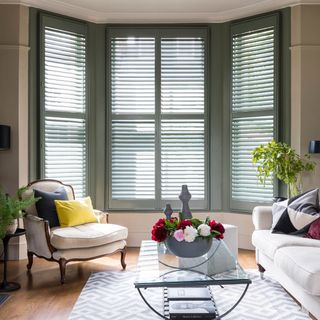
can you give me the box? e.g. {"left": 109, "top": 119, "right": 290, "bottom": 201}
{"left": 0, "top": 248, "right": 256, "bottom": 320}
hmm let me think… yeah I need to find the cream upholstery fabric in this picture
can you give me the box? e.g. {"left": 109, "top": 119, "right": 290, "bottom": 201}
{"left": 23, "top": 215, "right": 52, "bottom": 259}
{"left": 274, "top": 247, "right": 320, "bottom": 295}
{"left": 93, "top": 210, "right": 108, "bottom": 223}
{"left": 252, "top": 206, "right": 273, "bottom": 230}
{"left": 252, "top": 230, "right": 320, "bottom": 259}
{"left": 52, "top": 240, "right": 126, "bottom": 260}
{"left": 252, "top": 205, "right": 320, "bottom": 317}
{"left": 50, "top": 223, "right": 128, "bottom": 250}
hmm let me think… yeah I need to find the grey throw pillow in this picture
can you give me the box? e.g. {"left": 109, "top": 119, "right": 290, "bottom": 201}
{"left": 272, "top": 188, "right": 320, "bottom": 235}
{"left": 34, "top": 187, "right": 68, "bottom": 227}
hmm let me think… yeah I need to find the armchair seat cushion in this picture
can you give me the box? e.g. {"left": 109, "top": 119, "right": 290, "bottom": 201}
{"left": 50, "top": 223, "right": 128, "bottom": 250}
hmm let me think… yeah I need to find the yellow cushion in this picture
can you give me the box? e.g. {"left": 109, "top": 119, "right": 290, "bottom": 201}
{"left": 55, "top": 197, "right": 98, "bottom": 227}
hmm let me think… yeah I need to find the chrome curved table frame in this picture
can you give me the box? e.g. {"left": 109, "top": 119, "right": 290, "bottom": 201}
{"left": 134, "top": 240, "right": 251, "bottom": 319}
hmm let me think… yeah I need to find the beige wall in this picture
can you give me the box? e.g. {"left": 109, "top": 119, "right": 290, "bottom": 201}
{"left": 0, "top": 5, "right": 29, "bottom": 195}
{"left": 0, "top": 4, "right": 29, "bottom": 259}
{"left": 291, "top": 5, "right": 320, "bottom": 191}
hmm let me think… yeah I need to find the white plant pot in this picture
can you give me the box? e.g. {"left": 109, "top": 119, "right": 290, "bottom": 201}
{"left": 6, "top": 219, "right": 18, "bottom": 235}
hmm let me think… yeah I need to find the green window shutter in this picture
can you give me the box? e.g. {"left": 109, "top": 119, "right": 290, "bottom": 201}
{"left": 231, "top": 16, "right": 279, "bottom": 210}
{"left": 111, "top": 119, "right": 155, "bottom": 200}
{"left": 111, "top": 37, "right": 155, "bottom": 114}
{"left": 161, "top": 119, "right": 205, "bottom": 200}
{"left": 108, "top": 29, "right": 207, "bottom": 210}
{"left": 41, "top": 18, "right": 88, "bottom": 198}
{"left": 161, "top": 38, "right": 205, "bottom": 201}
{"left": 110, "top": 37, "right": 156, "bottom": 207}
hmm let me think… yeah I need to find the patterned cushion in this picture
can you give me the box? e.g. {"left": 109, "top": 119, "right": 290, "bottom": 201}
{"left": 272, "top": 189, "right": 320, "bottom": 235}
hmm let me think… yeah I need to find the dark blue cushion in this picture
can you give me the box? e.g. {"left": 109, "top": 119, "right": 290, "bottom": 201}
{"left": 34, "top": 187, "right": 68, "bottom": 227}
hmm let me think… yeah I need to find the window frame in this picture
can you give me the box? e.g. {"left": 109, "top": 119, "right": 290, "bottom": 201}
{"left": 106, "top": 27, "right": 209, "bottom": 210}
{"left": 31, "top": 10, "right": 290, "bottom": 213}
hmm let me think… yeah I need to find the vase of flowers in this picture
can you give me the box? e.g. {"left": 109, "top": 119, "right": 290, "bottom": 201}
{"left": 151, "top": 217, "right": 225, "bottom": 258}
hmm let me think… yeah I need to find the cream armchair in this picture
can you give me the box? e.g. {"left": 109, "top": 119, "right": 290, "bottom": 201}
{"left": 22, "top": 179, "right": 128, "bottom": 284}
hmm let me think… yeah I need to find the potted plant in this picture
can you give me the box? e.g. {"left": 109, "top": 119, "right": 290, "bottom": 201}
{"left": 0, "top": 186, "right": 38, "bottom": 239}
{"left": 252, "top": 139, "right": 315, "bottom": 198}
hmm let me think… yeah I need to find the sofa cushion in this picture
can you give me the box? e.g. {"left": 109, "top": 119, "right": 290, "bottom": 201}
{"left": 50, "top": 223, "right": 128, "bottom": 250}
{"left": 272, "top": 189, "right": 320, "bottom": 235}
{"left": 252, "top": 230, "right": 320, "bottom": 259}
{"left": 274, "top": 246, "right": 320, "bottom": 295}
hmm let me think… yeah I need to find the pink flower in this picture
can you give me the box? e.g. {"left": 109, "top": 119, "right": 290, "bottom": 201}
{"left": 173, "top": 229, "right": 184, "bottom": 242}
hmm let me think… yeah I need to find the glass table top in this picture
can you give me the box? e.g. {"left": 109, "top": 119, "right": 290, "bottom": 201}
{"left": 134, "top": 240, "right": 251, "bottom": 289}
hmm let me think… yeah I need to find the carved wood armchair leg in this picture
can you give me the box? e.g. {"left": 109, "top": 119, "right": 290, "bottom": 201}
{"left": 120, "top": 247, "right": 127, "bottom": 270}
{"left": 59, "top": 258, "right": 67, "bottom": 284}
{"left": 27, "top": 251, "right": 33, "bottom": 271}
{"left": 257, "top": 263, "right": 266, "bottom": 279}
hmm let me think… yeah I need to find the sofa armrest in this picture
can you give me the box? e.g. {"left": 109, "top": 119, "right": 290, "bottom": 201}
{"left": 252, "top": 206, "right": 273, "bottom": 230}
{"left": 23, "top": 215, "right": 55, "bottom": 259}
{"left": 93, "top": 209, "right": 109, "bottom": 223}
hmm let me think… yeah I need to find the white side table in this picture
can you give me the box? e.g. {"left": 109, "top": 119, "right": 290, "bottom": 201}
{"left": 222, "top": 224, "right": 238, "bottom": 258}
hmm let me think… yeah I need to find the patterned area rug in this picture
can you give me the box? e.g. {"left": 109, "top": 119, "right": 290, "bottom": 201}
{"left": 69, "top": 270, "right": 310, "bottom": 320}
{"left": 0, "top": 294, "right": 10, "bottom": 307}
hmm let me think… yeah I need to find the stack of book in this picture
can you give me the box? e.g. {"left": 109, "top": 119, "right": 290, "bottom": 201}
{"left": 167, "top": 287, "right": 217, "bottom": 320}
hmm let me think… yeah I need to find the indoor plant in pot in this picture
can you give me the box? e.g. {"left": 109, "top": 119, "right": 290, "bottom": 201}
{"left": 0, "top": 186, "right": 38, "bottom": 239}
{"left": 151, "top": 216, "right": 225, "bottom": 258}
{"left": 252, "top": 139, "right": 315, "bottom": 198}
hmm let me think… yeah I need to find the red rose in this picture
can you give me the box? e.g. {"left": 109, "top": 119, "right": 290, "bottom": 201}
{"left": 177, "top": 219, "right": 192, "bottom": 230}
{"left": 209, "top": 219, "right": 217, "bottom": 229}
{"left": 211, "top": 222, "right": 225, "bottom": 240}
{"left": 154, "top": 218, "right": 165, "bottom": 227}
{"left": 151, "top": 225, "right": 167, "bottom": 242}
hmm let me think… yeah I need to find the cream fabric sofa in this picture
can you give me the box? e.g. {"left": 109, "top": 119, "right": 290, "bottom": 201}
{"left": 252, "top": 206, "right": 320, "bottom": 319}
{"left": 23, "top": 179, "right": 128, "bottom": 284}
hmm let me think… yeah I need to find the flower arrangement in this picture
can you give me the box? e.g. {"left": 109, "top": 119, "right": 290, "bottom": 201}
{"left": 151, "top": 217, "right": 225, "bottom": 243}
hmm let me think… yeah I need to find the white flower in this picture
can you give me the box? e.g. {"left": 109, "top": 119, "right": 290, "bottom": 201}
{"left": 198, "top": 224, "right": 211, "bottom": 237}
{"left": 183, "top": 226, "right": 198, "bottom": 242}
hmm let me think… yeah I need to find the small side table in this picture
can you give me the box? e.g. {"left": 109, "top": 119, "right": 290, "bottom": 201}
{"left": 0, "top": 228, "right": 26, "bottom": 292}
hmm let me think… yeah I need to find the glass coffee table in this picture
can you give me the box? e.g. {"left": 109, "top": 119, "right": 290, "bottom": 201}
{"left": 134, "top": 240, "right": 251, "bottom": 319}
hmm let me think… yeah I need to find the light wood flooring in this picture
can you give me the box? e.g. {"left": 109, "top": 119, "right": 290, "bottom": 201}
{"left": 0, "top": 248, "right": 256, "bottom": 320}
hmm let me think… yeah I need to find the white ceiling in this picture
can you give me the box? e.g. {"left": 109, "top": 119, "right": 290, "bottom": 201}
{"left": 1, "top": 0, "right": 320, "bottom": 23}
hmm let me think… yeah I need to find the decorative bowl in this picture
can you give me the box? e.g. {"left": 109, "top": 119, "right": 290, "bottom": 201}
{"left": 165, "top": 237, "right": 212, "bottom": 258}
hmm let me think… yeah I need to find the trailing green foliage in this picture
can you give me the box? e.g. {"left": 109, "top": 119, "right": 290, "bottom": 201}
{"left": 252, "top": 139, "right": 315, "bottom": 198}
{"left": 0, "top": 186, "right": 39, "bottom": 239}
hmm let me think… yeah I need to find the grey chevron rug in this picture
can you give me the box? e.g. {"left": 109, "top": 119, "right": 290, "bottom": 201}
{"left": 69, "top": 270, "right": 310, "bottom": 320}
